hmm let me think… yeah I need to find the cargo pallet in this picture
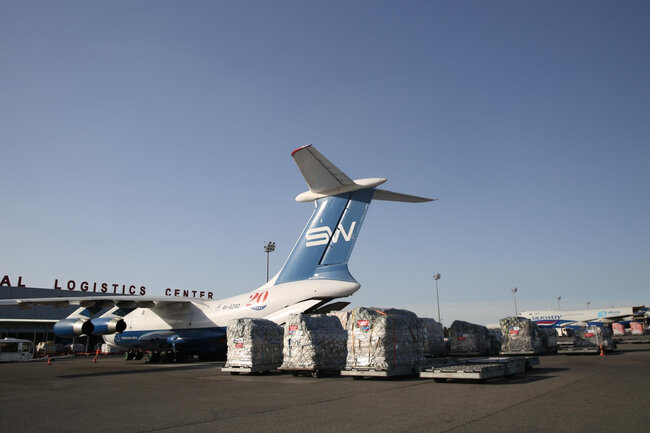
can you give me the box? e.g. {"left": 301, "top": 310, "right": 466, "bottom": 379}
{"left": 557, "top": 346, "right": 600, "bottom": 354}
{"left": 221, "top": 364, "right": 280, "bottom": 375}
{"left": 476, "top": 355, "right": 539, "bottom": 373}
{"left": 499, "top": 350, "right": 537, "bottom": 356}
{"left": 277, "top": 366, "right": 341, "bottom": 377}
{"left": 614, "top": 335, "right": 650, "bottom": 344}
{"left": 521, "top": 356, "right": 540, "bottom": 369}
{"left": 557, "top": 345, "right": 614, "bottom": 354}
{"left": 447, "top": 352, "right": 491, "bottom": 357}
{"left": 341, "top": 364, "right": 419, "bottom": 379}
{"left": 419, "top": 356, "right": 533, "bottom": 382}
{"left": 500, "top": 350, "right": 556, "bottom": 358}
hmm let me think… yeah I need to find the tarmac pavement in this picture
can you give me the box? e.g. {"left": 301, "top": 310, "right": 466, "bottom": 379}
{"left": 0, "top": 344, "right": 648, "bottom": 432}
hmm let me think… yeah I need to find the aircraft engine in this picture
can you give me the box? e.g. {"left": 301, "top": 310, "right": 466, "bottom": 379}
{"left": 53, "top": 318, "right": 94, "bottom": 337}
{"left": 91, "top": 317, "right": 127, "bottom": 335}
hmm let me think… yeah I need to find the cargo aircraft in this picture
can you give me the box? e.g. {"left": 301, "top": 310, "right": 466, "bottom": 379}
{"left": 519, "top": 306, "right": 647, "bottom": 329}
{"left": 1, "top": 145, "right": 433, "bottom": 361}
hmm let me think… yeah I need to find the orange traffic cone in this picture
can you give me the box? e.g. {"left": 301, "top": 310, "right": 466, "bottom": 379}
{"left": 599, "top": 344, "right": 604, "bottom": 357}
{"left": 47, "top": 356, "right": 52, "bottom": 365}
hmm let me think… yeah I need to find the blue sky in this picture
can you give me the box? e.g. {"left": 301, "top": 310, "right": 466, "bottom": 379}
{"left": 1, "top": 1, "right": 648, "bottom": 325}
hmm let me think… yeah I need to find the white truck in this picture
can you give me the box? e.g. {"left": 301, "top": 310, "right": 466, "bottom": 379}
{"left": 0, "top": 338, "right": 34, "bottom": 362}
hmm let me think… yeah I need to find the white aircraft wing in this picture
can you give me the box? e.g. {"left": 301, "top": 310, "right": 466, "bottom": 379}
{"left": 0, "top": 296, "right": 195, "bottom": 310}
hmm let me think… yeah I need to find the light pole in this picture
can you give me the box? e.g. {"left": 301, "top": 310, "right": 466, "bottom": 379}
{"left": 511, "top": 287, "right": 518, "bottom": 316}
{"left": 264, "top": 241, "right": 276, "bottom": 282}
{"left": 586, "top": 301, "right": 590, "bottom": 309}
{"left": 557, "top": 296, "right": 562, "bottom": 310}
{"left": 433, "top": 273, "right": 441, "bottom": 323}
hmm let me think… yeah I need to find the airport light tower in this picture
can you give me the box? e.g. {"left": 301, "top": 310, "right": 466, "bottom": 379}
{"left": 557, "top": 296, "right": 562, "bottom": 310}
{"left": 512, "top": 287, "right": 518, "bottom": 316}
{"left": 433, "top": 273, "right": 441, "bottom": 323}
{"left": 264, "top": 241, "right": 276, "bottom": 282}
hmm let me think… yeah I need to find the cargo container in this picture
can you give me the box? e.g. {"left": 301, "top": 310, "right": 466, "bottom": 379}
{"left": 279, "top": 314, "right": 347, "bottom": 377}
{"left": 222, "top": 318, "right": 283, "bottom": 374}
{"left": 342, "top": 307, "right": 424, "bottom": 378}
{"left": 449, "top": 320, "right": 491, "bottom": 356}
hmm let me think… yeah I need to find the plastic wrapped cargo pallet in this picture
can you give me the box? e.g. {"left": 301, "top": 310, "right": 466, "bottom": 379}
{"left": 612, "top": 323, "right": 625, "bottom": 336}
{"left": 539, "top": 327, "right": 558, "bottom": 353}
{"left": 327, "top": 310, "right": 351, "bottom": 331}
{"left": 488, "top": 328, "right": 503, "bottom": 355}
{"left": 346, "top": 307, "right": 425, "bottom": 370}
{"left": 574, "top": 326, "right": 614, "bottom": 349}
{"left": 224, "top": 318, "right": 283, "bottom": 369}
{"left": 630, "top": 322, "right": 645, "bottom": 335}
{"left": 499, "top": 316, "right": 543, "bottom": 354}
{"left": 420, "top": 318, "right": 446, "bottom": 356}
{"left": 281, "top": 314, "right": 347, "bottom": 370}
{"left": 449, "top": 320, "right": 491, "bottom": 356}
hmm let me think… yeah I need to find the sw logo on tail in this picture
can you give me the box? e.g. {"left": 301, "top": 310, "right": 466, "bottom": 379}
{"left": 306, "top": 221, "right": 357, "bottom": 247}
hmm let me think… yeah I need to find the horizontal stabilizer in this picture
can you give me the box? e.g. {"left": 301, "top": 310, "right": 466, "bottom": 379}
{"left": 292, "top": 144, "right": 434, "bottom": 202}
{"left": 374, "top": 189, "right": 435, "bottom": 203}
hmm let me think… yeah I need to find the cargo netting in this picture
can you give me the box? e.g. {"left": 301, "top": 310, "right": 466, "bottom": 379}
{"left": 539, "top": 327, "right": 558, "bottom": 352}
{"left": 449, "top": 320, "right": 491, "bottom": 355}
{"left": 575, "top": 325, "right": 614, "bottom": 348}
{"left": 281, "top": 314, "right": 348, "bottom": 370}
{"left": 420, "top": 318, "right": 446, "bottom": 356}
{"left": 346, "top": 307, "right": 425, "bottom": 370}
{"left": 499, "top": 316, "right": 544, "bottom": 353}
{"left": 224, "top": 318, "right": 283, "bottom": 368}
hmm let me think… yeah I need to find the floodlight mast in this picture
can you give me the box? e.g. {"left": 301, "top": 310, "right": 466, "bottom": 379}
{"left": 264, "top": 241, "right": 276, "bottom": 282}
{"left": 511, "top": 287, "right": 518, "bottom": 316}
{"left": 433, "top": 273, "right": 441, "bottom": 323}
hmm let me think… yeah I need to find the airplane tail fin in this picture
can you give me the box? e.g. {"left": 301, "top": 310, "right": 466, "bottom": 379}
{"left": 272, "top": 145, "right": 433, "bottom": 285}
{"left": 291, "top": 145, "right": 433, "bottom": 203}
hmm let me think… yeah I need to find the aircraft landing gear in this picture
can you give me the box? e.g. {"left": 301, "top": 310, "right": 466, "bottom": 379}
{"left": 146, "top": 351, "right": 161, "bottom": 363}
{"left": 125, "top": 349, "right": 145, "bottom": 361}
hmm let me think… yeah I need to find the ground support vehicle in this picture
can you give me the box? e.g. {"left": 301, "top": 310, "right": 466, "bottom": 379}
{"left": 0, "top": 338, "right": 34, "bottom": 362}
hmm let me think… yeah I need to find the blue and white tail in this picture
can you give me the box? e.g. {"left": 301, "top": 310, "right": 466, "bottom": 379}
{"left": 271, "top": 145, "right": 434, "bottom": 286}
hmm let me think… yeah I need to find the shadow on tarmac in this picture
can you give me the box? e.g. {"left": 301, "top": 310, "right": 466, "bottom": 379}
{"left": 58, "top": 363, "right": 220, "bottom": 379}
{"left": 612, "top": 346, "right": 650, "bottom": 354}
{"left": 501, "top": 367, "right": 569, "bottom": 384}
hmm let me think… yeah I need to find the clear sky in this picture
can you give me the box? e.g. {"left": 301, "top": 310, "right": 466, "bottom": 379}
{"left": 1, "top": 1, "right": 648, "bottom": 325}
